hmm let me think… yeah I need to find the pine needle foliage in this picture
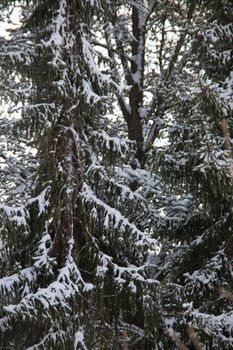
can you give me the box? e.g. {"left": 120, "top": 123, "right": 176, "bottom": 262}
{"left": 0, "top": 1, "right": 232, "bottom": 349}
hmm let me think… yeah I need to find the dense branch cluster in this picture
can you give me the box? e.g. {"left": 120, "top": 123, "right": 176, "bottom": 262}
{"left": 0, "top": 0, "right": 232, "bottom": 349}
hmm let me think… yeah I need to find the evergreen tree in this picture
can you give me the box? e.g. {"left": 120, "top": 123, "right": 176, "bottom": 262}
{"left": 157, "top": 1, "right": 233, "bottom": 348}
{"left": 0, "top": 1, "right": 232, "bottom": 349}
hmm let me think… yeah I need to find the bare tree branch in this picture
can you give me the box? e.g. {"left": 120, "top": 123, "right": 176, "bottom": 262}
{"left": 144, "top": 1, "right": 196, "bottom": 151}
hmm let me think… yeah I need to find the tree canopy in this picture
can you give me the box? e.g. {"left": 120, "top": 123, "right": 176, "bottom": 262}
{"left": 0, "top": 1, "right": 233, "bottom": 349}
